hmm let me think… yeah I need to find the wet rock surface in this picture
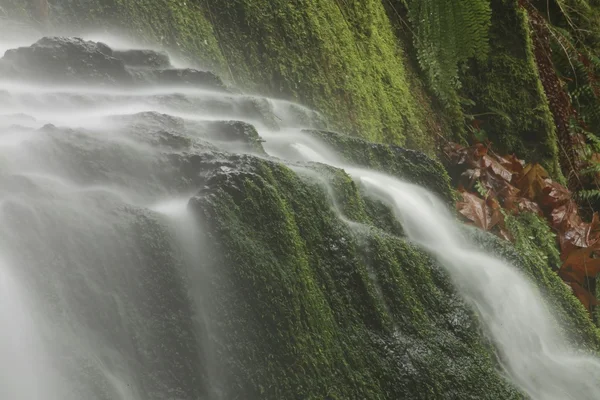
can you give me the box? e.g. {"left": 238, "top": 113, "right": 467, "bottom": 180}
{"left": 0, "top": 36, "right": 226, "bottom": 90}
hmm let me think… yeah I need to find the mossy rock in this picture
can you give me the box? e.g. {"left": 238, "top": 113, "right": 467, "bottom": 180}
{"left": 190, "top": 157, "right": 523, "bottom": 399}
{"left": 305, "top": 129, "right": 454, "bottom": 204}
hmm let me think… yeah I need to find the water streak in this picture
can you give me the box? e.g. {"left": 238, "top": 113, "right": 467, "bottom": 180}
{"left": 265, "top": 133, "right": 600, "bottom": 399}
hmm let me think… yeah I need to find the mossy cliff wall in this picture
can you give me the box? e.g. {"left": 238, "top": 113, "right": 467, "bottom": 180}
{"left": 459, "top": 0, "right": 562, "bottom": 178}
{"left": 3, "top": 0, "right": 600, "bottom": 397}
{"left": 3, "top": 0, "right": 568, "bottom": 168}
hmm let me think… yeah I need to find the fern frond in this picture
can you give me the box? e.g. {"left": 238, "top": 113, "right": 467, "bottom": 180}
{"left": 576, "top": 189, "right": 600, "bottom": 201}
{"left": 406, "top": 0, "right": 492, "bottom": 103}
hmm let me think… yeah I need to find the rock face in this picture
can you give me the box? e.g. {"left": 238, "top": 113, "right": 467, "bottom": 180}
{"left": 112, "top": 49, "right": 170, "bottom": 68}
{"left": 0, "top": 37, "right": 225, "bottom": 90}
{"left": 0, "top": 37, "right": 131, "bottom": 84}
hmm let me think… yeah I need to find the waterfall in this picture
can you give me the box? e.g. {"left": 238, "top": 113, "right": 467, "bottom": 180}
{"left": 1, "top": 24, "right": 600, "bottom": 399}
{"left": 261, "top": 132, "right": 600, "bottom": 399}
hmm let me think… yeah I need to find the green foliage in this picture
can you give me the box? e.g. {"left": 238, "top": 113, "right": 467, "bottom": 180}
{"left": 459, "top": 0, "right": 563, "bottom": 179}
{"left": 405, "top": 0, "right": 492, "bottom": 103}
{"left": 42, "top": 0, "right": 227, "bottom": 69}
{"left": 305, "top": 129, "right": 455, "bottom": 202}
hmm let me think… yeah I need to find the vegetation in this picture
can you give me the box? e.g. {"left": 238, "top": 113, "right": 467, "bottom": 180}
{"left": 192, "top": 156, "right": 525, "bottom": 399}
{"left": 6, "top": 0, "right": 600, "bottom": 395}
{"left": 445, "top": 140, "right": 600, "bottom": 316}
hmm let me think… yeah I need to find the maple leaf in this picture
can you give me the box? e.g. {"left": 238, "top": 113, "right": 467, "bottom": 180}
{"left": 557, "top": 212, "right": 600, "bottom": 256}
{"left": 480, "top": 155, "right": 513, "bottom": 182}
{"left": 457, "top": 190, "right": 497, "bottom": 231}
{"left": 497, "top": 154, "right": 525, "bottom": 174}
{"left": 539, "top": 180, "right": 571, "bottom": 211}
{"left": 565, "top": 281, "right": 599, "bottom": 311}
{"left": 550, "top": 200, "right": 583, "bottom": 231}
{"left": 445, "top": 142, "right": 487, "bottom": 168}
{"left": 559, "top": 246, "right": 600, "bottom": 283}
{"left": 514, "top": 163, "right": 550, "bottom": 201}
{"left": 511, "top": 197, "right": 544, "bottom": 216}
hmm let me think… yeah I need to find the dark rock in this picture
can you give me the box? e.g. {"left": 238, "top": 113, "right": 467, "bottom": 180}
{"left": 113, "top": 49, "right": 171, "bottom": 68}
{"left": 0, "top": 37, "right": 131, "bottom": 85}
{"left": 203, "top": 121, "right": 266, "bottom": 154}
{"left": 151, "top": 68, "right": 225, "bottom": 90}
{"left": 0, "top": 37, "right": 227, "bottom": 90}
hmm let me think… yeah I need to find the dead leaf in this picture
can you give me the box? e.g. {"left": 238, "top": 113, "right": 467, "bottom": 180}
{"left": 564, "top": 281, "right": 599, "bottom": 311}
{"left": 498, "top": 154, "right": 525, "bottom": 174}
{"left": 514, "top": 163, "right": 550, "bottom": 200}
{"left": 515, "top": 197, "right": 544, "bottom": 216}
{"left": 560, "top": 246, "right": 600, "bottom": 281}
{"left": 550, "top": 200, "right": 582, "bottom": 231}
{"left": 539, "top": 179, "right": 571, "bottom": 211}
{"left": 457, "top": 190, "right": 497, "bottom": 231}
{"left": 480, "top": 155, "right": 513, "bottom": 182}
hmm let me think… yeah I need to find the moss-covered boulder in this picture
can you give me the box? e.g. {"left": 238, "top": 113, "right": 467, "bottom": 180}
{"left": 190, "top": 156, "right": 523, "bottom": 399}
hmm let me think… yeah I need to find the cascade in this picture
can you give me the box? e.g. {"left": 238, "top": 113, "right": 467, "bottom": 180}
{"left": 0, "top": 24, "right": 599, "bottom": 399}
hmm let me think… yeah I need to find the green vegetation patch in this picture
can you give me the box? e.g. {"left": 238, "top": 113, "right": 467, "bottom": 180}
{"left": 459, "top": 0, "right": 562, "bottom": 178}
{"left": 191, "top": 156, "right": 522, "bottom": 399}
{"left": 197, "top": 0, "right": 430, "bottom": 149}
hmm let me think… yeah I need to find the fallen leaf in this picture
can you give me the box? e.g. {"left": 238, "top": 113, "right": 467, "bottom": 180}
{"left": 560, "top": 246, "right": 600, "bottom": 281}
{"left": 539, "top": 179, "right": 571, "bottom": 211}
{"left": 457, "top": 190, "right": 496, "bottom": 231}
{"left": 514, "top": 197, "right": 544, "bottom": 216}
{"left": 565, "top": 281, "right": 599, "bottom": 311}
{"left": 497, "top": 154, "right": 525, "bottom": 174}
{"left": 460, "top": 169, "right": 481, "bottom": 189}
{"left": 480, "top": 155, "right": 513, "bottom": 182}
{"left": 550, "top": 200, "right": 582, "bottom": 231}
{"left": 514, "top": 163, "right": 550, "bottom": 200}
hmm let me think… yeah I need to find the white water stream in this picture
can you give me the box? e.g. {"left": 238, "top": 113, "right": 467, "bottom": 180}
{"left": 260, "top": 132, "right": 600, "bottom": 399}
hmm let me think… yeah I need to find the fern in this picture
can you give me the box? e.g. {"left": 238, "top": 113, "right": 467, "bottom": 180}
{"left": 406, "top": 0, "right": 492, "bottom": 103}
{"left": 576, "top": 189, "right": 600, "bottom": 202}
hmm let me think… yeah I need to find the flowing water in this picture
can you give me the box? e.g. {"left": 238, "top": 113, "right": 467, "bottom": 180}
{"left": 1, "top": 24, "right": 600, "bottom": 400}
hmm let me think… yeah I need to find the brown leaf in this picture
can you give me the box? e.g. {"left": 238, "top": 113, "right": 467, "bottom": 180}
{"left": 515, "top": 197, "right": 544, "bottom": 216}
{"left": 498, "top": 154, "right": 525, "bottom": 174}
{"left": 460, "top": 169, "right": 481, "bottom": 189}
{"left": 445, "top": 142, "right": 487, "bottom": 169}
{"left": 457, "top": 190, "right": 496, "bottom": 231}
{"left": 539, "top": 180, "right": 571, "bottom": 211}
{"left": 550, "top": 200, "right": 582, "bottom": 231}
{"left": 480, "top": 155, "right": 513, "bottom": 182}
{"left": 514, "top": 163, "right": 550, "bottom": 200}
{"left": 566, "top": 281, "right": 599, "bottom": 311}
{"left": 586, "top": 213, "right": 600, "bottom": 245}
{"left": 560, "top": 246, "right": 600, "bottom": 281}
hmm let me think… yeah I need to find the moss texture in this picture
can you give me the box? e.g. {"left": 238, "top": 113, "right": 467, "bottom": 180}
{"left": 197, "top": 0, "right": 432, "bottom": 149}
{"left": 305, "top": 129, "right": 454, "bottom": 203}
{"left": 191, "top": 156, "right": 523, "bottom": 399}
{"left": 459, "top": 0, "right": 563, "bottom": 179}
{"left": 36, "top": 0, "right": 227, "bottom": 70}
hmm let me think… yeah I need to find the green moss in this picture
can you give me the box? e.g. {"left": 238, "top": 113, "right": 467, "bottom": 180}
{"left": 48, "top": 0, "right": 227, "bottom": 69}
{"left": 459, "top": 0, "right": 563, "bottom": 179}
{"left": 197, "top": 0, "right": 430, "bottom": 149}
{"left": 192, "top": 157, "right": 522, "bottom": 399}
{"left": 305, "top": 129, "right": 454, "bottom": 203}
